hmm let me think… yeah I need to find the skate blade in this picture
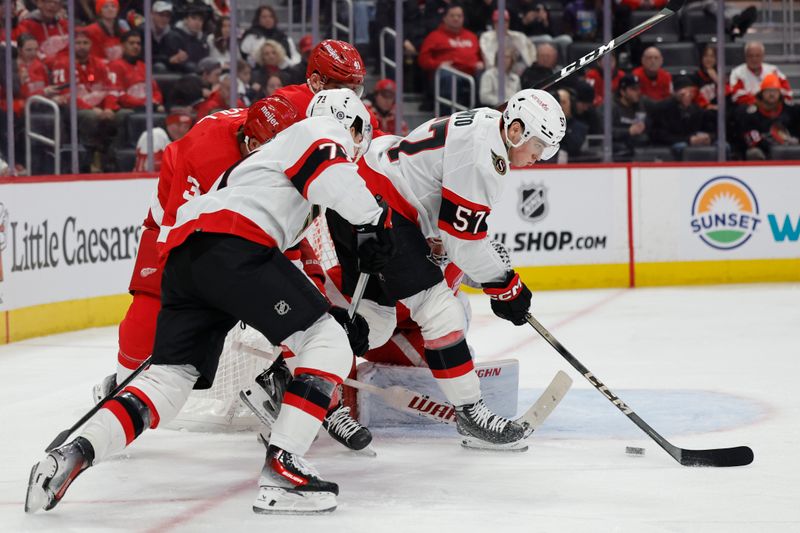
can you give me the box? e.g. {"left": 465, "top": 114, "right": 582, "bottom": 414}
{"left": 253, "top": 486, "right": 337, "bottom": 515}
{"left": 239, "top": 388, "right": 277, "bottom": 427}
{"left": 353, "top": 444, "right": 377, "bottom": 458}
{"left": 460, "top": 438, "right": 529, "bottom": 453}
{"left": 24, "top": 456, "right": 56, "bottom": 513}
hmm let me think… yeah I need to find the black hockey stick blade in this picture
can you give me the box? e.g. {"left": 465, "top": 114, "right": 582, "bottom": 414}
{"left": 525, "top": 314, "right": 754, "bottom": 467}
{"left": 45, "top": 356, "right": 152, "bottom": 452}
{"left": 678, "top": 446, "right": 754, "bottom": 467}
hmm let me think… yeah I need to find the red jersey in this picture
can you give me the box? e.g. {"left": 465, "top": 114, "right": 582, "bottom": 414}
{"left": 19, "top": 58, "right": 50, "bottom": 100}
{"left": 17, "top": 14, "right": 69, "bottom": 66}
{"left": 418, "top": 24, "right": 482, "bottom": 75}
{"left": 195, "top": 90, "right": 245, "bottom": 118}
{"left": 83, "top": 22, "right": 124, "bottom": 62}
{"left": 632, "top": 66, "right": 673, "bottom": 102}
{"left": 585, "top": 67, "right": 624, "bottom": 105}
{"left": 108, "top": 58, "right": 164, "bottom": 108}
{"left": 150, "top": 108, "right": 246, "bottom": 233}
{"left": 51, "top": 55, "right": 118, "bottom": 110}
{"left": 273, "top": 82, "right": 385, "bottom": 136}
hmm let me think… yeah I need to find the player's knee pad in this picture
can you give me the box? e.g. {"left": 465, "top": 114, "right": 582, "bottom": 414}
{"left": 357, "top": 299, "right": 397, "bottom": 350}
{"left": 123, "top": 364, "right": 200, "bottom": 427}
{"left": 282, "top": 315, "right": 353, "bottom": 382}
{"left": 402, "top": 280, "right": 467, "bottom": 343}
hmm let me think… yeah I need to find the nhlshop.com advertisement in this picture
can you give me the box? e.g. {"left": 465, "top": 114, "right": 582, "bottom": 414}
{"left": 0, "top": 177, "right": 155, "bottom": 311}
{"left": 490, "top": 166, "right": 630, "bottom": 268}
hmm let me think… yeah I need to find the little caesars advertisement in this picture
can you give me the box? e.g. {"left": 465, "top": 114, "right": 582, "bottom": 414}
{"left": 0, "top": 178, "right": 155, "bottom": 311}
{"left": 489, "top": 166, "right": 630, "bottom": 267}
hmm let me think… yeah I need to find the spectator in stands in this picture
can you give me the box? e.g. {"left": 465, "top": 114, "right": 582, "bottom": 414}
{"left": 572, "top": 79, "right": 601, "bottom": 134}
{"left": 556, "top": 87, "right": 588, "bottom": 161}
{"left": 563, "top": 0, "right": 602, "bottom": 42}
{"left": 263, "top": 72, "right": 285, "bottom": 97}
{"left": 633, "top": 46, "right": 672, "bottom": 102}
{"left": 236, "top": 59, "right": 257, "bottom": 104}
{"left": 250, "top": 40, "right": 291, "bottom": 96}
{"left": 520, "top": 42, "right": 558, "bottom": 89}
{"left": 109, "top": 31, "right": 165, "bottom": 111}
{"left": 84, "top": 0, "right": 129, "bottom": 63}
{"left": 194, "top": 72, "right": 243, "bottom": 117}
{"left": 284, "top": 34, "right": 312, "bottom": 86}
{"left": 649, "top": 75, "right": 715, "bottom": 160}
{"left": 133, "top": 111, "right": 192, "bottom": 171}
{"left": 479, "top": 9, "right": 537, "bottom": 75}
{"left": 692, "top": 44, "right": 726, "bottom": 109}
{"left": 173, "top": 4, "right": 210, "bottom": 73}
{"left": 17, "top": 33, "right": 58, "bottom": 109}
{"left": 418, "top": 4, "right": 483, "bottom": 110}
{"left": 151, "top": 1, "right": 191, "bottom": 73}
{"left": 736, "top": 73, "right": 800, "bottom": 160}
{"left": 509, "top": 0, "right": 550, "bottom": 37}
{"left": 585, "top": 53, "right": 624, "bottom": 105}
{"left": 239, "top": 6, "right": 298, "bottom": 68}
{"left": 479, "top": 47, "right": 521, "bottom": 106}
{"left": 730, "top": 41, "right": 792, "bottom": 106}
{"left": 363, "top": 78, "right": 409, "bottom": 136}
{"left": 51, "top": 31, "right": 119, "bottom": 172}
{"left": 17, "top": 0, "right": 69, "bottom": 67}
{"left": 206, "top": 15, "right": 231, "bottom": 68}
{"left": 196, "top": 56, "right": 221, "bottom": 97}
{"left": 612, "top": 73, "right": 649, "bottom": 159}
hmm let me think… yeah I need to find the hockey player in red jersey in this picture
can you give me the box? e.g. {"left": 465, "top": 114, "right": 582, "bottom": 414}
{"left": 25, "top": 90, "right": 394, "bottom": 515}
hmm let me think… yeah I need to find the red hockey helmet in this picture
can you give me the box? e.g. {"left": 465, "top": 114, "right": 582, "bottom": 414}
{"left": 306, "top": 39, "right": 366, "bottom": 88}
{"left": 243, "top": 95, "right": 298, "bottom": 145}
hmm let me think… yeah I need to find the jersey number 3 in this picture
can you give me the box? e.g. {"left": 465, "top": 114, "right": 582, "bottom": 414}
{"left": 387, "top": 119, "right": 448, "bottom": 162}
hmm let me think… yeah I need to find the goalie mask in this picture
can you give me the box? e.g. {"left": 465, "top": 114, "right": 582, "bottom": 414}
{"left": 502, "top": 89, "right": 566, "bottom": 161}
{"left": 306, "top": 88, "right": 373, "bottom": 162}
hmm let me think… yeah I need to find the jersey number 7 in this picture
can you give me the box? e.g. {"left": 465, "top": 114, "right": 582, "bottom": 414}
{"left": 387, "top": 119, "right": 448, "bottom": 162}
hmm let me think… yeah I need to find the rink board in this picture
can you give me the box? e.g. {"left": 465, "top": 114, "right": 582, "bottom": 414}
{"left": 1, "top": 162, "right": 799, "bottom": 342}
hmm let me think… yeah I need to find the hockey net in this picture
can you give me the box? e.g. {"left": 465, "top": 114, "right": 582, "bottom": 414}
{"left": 163, "top": 214, "right": 340, "bottom": 432}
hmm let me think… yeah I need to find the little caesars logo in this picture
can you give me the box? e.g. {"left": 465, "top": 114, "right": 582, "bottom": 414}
{"left": 690, "top": 176, "right": 761, "bottom": 250}
{"left": 518, "top": 183, "right": 548, "bottom": 224}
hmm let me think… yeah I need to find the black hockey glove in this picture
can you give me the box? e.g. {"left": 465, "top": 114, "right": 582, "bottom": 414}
{"left": 355, "top": 198, "right": 395, "bottom": 274}
{"left": 482, "top": 271, "right": 532, "bottom": 326}
{"left": 329, "top": 306, "right": 370, "bottom": 357}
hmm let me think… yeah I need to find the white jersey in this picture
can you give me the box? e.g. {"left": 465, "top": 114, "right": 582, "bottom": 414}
{"left": 159, "top": 116, "right": 383, "bottom": 254}
{"left": 364, "top": 108, "right": 511, "bottom": 284}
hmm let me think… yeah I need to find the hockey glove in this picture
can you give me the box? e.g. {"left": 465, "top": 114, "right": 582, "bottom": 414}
{"left": 482, "top": 271, "right": 532, "bottom": 326}
{"left": 329, "top": 306, "right": 371, "bottom": 357}
{"left": 355, "top": 198, "right": 395, "bottom": 274}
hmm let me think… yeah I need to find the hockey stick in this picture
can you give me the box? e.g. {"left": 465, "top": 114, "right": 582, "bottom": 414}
{"left": 497, "top": 0, "right": 686, "bottom": 111}
{"left": 345, "top": 370, "right": 572, "bottom": 435}
{"left": 348, "top": 272, "right": 369, "bottom": 319}
{"left": 45, "top": 356, "right": 153, "bottom": 452}
{"left": 525, "top": 314, "right": 754, "bottom": 467}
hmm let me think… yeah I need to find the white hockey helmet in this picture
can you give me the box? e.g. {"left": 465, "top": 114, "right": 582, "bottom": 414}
{"left": 306, "top": 88, "right": 373, "bottom": 162}
{"left": 502, "top": 89, "right": 566, "bottom": 161}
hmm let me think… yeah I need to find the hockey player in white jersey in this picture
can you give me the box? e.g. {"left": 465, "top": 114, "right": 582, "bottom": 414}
{"left": 25, "top": 90, "right": 394, "bottom": 515}
{"left": 330, "top": 88, "right": 567, "bottom": 450}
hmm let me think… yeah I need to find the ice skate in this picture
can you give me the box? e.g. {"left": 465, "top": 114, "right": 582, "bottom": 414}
{"left": 455, "top": 399, "right": 528, "bottom": 452}
{"left": 239, "top": 358, "right": 292, "bottom": 427}
{"left": 253, "top": 445, "right": 338, "bottom": 515}
{"left": 323, "top": 399, "right": 373, "bottom": 451}
{"left": 92, "top": 373, "right": 116, "bottom": 405}
{"left": 24, "top": 437, "right": 95, "bottom": 513}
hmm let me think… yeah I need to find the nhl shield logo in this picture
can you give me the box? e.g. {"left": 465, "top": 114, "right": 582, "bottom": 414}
{"left": 518, "top": 184, "right": 548, "bottom": 223}
{"left": 274, "top": 300, "right": 291, "bottom": 316}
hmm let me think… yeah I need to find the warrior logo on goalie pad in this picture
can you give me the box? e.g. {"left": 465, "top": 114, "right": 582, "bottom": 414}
{"left": 518, "top": 184, "right": 548, "bottom": 224}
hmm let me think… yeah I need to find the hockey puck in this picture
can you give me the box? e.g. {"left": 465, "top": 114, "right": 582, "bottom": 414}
{"left": 625, "top": 446, "right": 646, "bottom": 456}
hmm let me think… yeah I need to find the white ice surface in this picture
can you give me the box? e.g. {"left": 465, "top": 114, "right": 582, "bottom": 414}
{"left": 2, "top": 284, "right": 799, "bottom": 532}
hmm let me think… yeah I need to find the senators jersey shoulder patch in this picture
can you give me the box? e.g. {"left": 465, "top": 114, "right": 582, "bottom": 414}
{"left": 491, "top": 150, "right": 507, "bottom": 175}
